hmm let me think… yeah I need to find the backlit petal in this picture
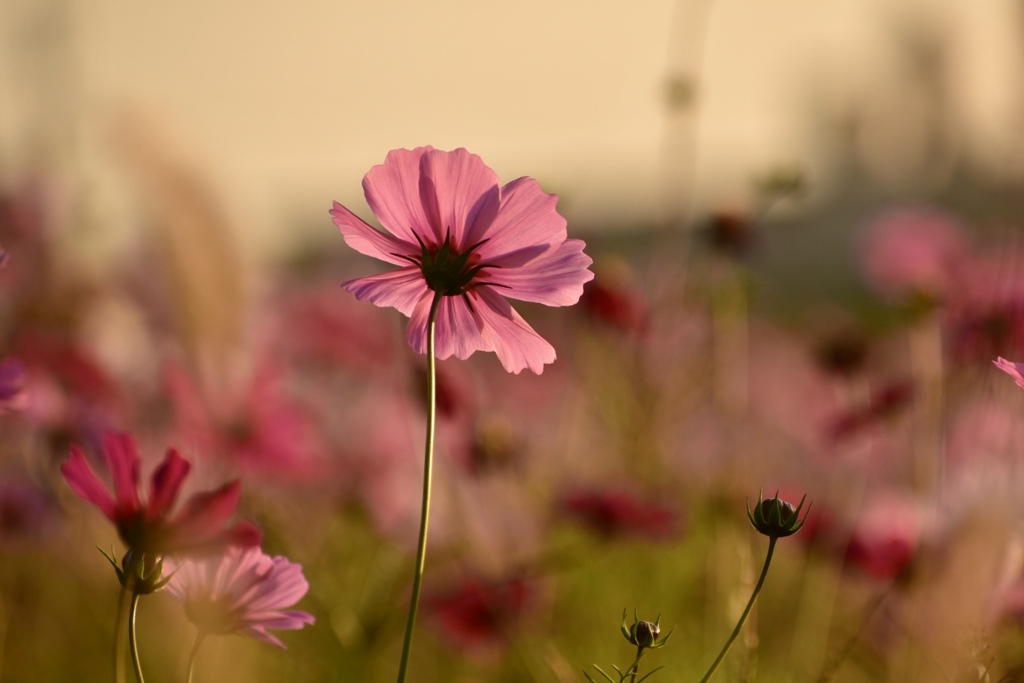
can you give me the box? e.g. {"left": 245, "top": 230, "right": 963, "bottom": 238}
{"left": 343, "top": 268, "right": 430, "bottom": 317}
{"left": 61, "top": 446, "right": 117, "bottom": 520}
{"left": 474, "top": 177, "right": 566, "bottom": 260}
{"left": 419, "top": 148, "right": 500, "bottom": 249}
{"left": 331, "top": 201, "right": 418, "bottom": 266}
{"left": 363, "top": 147, "right": 435, "bottom": 244}
{"left": 485, "top": 238, "right": 594, "bottom": 306}
{"left": 147, "top": 448, "right": 191, "bottom": 517}
{"left": 166, "top": 481, "right": 241, "bottom": 547}
{"left": 103, "top": 432, "right": 141, "bottom": 512}
{"left": 473, "top": 288, "right": 556, "bottom": 374}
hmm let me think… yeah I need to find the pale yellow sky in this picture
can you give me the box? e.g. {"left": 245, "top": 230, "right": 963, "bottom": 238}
{"left": 1, "top": 0, "right": 1021, "bottom": 259}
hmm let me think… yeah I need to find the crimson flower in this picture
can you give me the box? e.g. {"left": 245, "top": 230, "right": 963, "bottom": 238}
{"left": 61, "top": 431, "right": 260, "bottom": 556}
{"left": 331, "top": 147, "right": 593, "bottom": 374}
{"left": 561, "top": 488, "right": 679, "bottom": 540}
{"left": 165, "top": 546, "right": 315, "bottom": 648}
{"left": 425, "top": 576, "right": 534, "bottom": 654}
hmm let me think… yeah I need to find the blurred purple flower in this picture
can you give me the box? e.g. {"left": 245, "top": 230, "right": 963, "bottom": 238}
{"left": 331, "top": 146, "right": 593, "bottom": 374}
{"left": 0, "top": 475, "right": 56, "bottom": 547}
{"left": 165, "top": 546, "right": 315, "bottom": 648}
{"left": 61, "top": 431, "right": 260, "bottom": 556}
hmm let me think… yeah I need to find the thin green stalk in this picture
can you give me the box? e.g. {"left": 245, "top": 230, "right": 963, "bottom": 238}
{"left": 114, "top": 587, "right": 127, "bottom": 683}
{"left": 396, "top": 292, "right": 443, "bottom": 683}
{"left": 128, "top": 590, "right": 145, "bottom": 683}
{"left": 185, "top": 631, "right": 206, "bottom": 683}
{"left": 698, "top": 536, "right": 777, "bottom": 683}
{"left": 628, "top": 647, "right": 645, "bottom": 683}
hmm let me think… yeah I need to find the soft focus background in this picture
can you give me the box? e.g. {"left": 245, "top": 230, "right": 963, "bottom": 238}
{"left": 3, "top": 0, "right": 1024, "bottom": 681}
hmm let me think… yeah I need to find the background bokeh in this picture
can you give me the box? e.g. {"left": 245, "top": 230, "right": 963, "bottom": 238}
{"left": 3, "top": 1, "right": 1024, "bottom": 681}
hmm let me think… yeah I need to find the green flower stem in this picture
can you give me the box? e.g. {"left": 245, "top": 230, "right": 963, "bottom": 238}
{"left": 628, "top": 647, "right": 646, "bottom": 683}
{"left": 698, "top": 536, "right": 777, "bottom": 683}
{"left": 396, "top": 291, "right": 443, "bottom": 683}
{"left": 114, "top": 587, "right": 126, "bottom": 683}
{"left": 127, "top": 590, "right": 145, "bottom": 683}
{"left": 185, "top": 632, "right": 206, "bottom": 683}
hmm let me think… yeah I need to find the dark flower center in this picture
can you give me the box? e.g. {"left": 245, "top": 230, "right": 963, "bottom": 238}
{"left": 416, "top": 231, "right": 490, "bottom": 296}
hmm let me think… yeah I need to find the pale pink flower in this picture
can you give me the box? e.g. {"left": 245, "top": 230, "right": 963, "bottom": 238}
{"left": 61, "top": 431, "right": 260, "bottom": 556}
{"left": 331, "top": 147, "right": 593, "bottom": 374}
{"left": 860, "top": 207, "right": 968, "bottom": 302}
{"left": 994, "top": 357, "right": 1024, "bottom": 390}
{"left": 165, "top": 546, "right": 315, "bottom": 648}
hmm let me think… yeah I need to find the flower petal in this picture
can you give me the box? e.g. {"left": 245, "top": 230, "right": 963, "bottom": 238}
{"left": 485, "top": 238, "right": 594, "bottom": 306}
{"left": 61, "top": 446, "right": 117, "bottom": 520}
{"left": 103, "top": 432, "right": 141, "bottom": 513}
{"left": 330, "top": 201, "right": 418, "bottom": 266}
{"left": 166, "top": 481, "right": 242, "bottom": 547}
{"left": 343, "top": 267, "right": 430, "bottom": 317}
{"left": 474, "top": 177, "right": 567, "bottom": 261}
{"left": 147, "top": 448, "right": 191, "bottom": 517}
{"left": 995, "top": 357, "right": 1024, "bottom": 390}
{"left": 405, "top": 293, "right": 488, "bottom": 361}
{"left": 362, "top": 147, "right": 436, "bottom": 245}
{"left": 473, "top": 288, "right": 556, "bottom": 374}
{"left": 418, "top": 148, "right": 501, "bottom": 249}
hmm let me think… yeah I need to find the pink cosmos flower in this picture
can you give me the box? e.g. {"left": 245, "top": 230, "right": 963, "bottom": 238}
{"left": 165, "top": 546, "right": 315, "bottom": 648}
{"left": 331, "top": 147, "right": 594, "bottom": 374}
{"left": 995, "top": 357, "right": 1024, "bottom": 390}
{"left": 61, "top": 431, "right": 260, "bottom": 555}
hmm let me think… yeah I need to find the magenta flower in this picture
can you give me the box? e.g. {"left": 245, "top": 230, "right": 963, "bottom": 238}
{"left": 561, "top": 488, "right": 680, "bottom": 540}
{"left": 61, "top": 431, "right": 260, "bottom": 556}
{"left": 165, "top": 546, "right": 315, "bottom": 648}
{"left": 995, "top": 357, "right": 1024, "bottom": 390}
{"left": 331, "top": 147, "right": 593, "bottom": 374}
{"left": 425, "top": 575, "right": 535, "bottom": 656}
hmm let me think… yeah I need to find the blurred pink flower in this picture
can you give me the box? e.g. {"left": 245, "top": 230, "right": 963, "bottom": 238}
{"left": 860, "top": 207, "right": 968, "bottom": 302}
{"left": 425, "top": 575, "right": 535, "bottom": 656}
{"left": 269, "top": 280, "right": 398, "bottom": 372}
{"left": 994, "top": 357, "right": 1024, "bottom": 390}
{"left": 806, "top": 494, "right": 928, "bottom": 581}
{"left": 0, "top": 357, "right": 26, "bottom": 411}
{"left": 164, "top": 361, "right": 326, "bottom": 481}
{"left": 331, "top": 146, "right": 593, "bottom": 374}
{"left": 826, "top": 379, "right": 916, "bottom": 443}
{"left": 165, "top": 546, "right": 314, "bottom": 648}
{"left": 560, "top": 488, "right": 680, "bottom": 540}
{"left": 61, "top": 431, "right": 260, "bottom": 555}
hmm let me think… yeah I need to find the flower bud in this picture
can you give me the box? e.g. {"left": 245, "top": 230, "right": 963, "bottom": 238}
{"left": 101, "top": 547, "right": 173, "bottom": 595}
{"left": 620, "top": 610, "right": 672, "bottom": 650}
{"left": 747, "top": 491, "right": 809, "bottom": 538}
